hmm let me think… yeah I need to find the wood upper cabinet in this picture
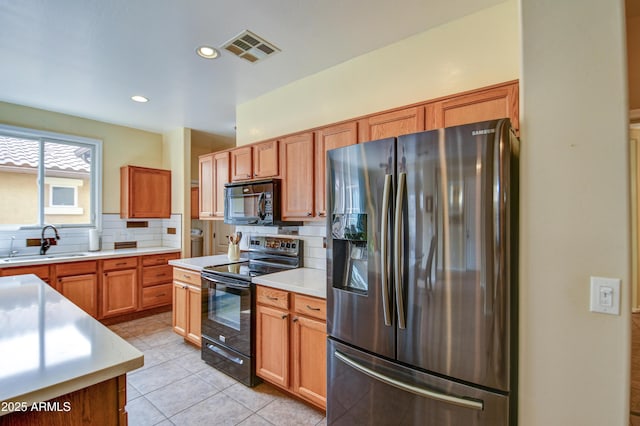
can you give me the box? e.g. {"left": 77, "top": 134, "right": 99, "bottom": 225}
{"left": 231, "top": 141, "right": 279, "bottom": 182}
{"left": 280, "top": 132, "right": 315, "bottom": 219}
{"left": 120, "top": 166, "right": 171, "bottom": 219}
{"left": 433, "top": 81, "right": 519, "bottom": 132}
{"left": 253, "top": 140, "right": 279, "bottom": 179}
{"left": 314, "top": 121, "right": 358, "bottom": 218}
{"left": 358, "top": 106, "right": 426, "bottom": 143}
{"left": 230, "top": 146, "right": 253, "bottom": 181}
{"left": 199, "top": 151, "right": 229, "bottom": 219}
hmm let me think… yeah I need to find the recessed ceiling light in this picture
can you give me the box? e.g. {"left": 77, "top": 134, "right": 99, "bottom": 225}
{"left": 131, "top": 95, "right": 149, "bottom": 103}
{"left": 196, "top": 46, "right": 219, "bottom": 59}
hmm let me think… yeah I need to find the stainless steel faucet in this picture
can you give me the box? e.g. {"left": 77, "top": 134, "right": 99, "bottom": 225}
{"left": 40, "top": 225, "right": 60, "bottom": 255}
{"left": 8, "top": 236, "right": 19, "bottom": 258}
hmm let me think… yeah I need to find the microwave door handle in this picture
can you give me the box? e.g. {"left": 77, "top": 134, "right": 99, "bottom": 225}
{"left": 258, "top": 192, "right": 266, "bottom": 220}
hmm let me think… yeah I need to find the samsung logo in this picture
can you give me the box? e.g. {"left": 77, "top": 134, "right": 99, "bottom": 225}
{"left": 472, "top": 129, "right": 496, "bottom": 136}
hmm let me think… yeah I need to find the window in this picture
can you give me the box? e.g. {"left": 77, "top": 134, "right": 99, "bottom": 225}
{"left": 0, "top": 124, "right": 102, "bottom": 229}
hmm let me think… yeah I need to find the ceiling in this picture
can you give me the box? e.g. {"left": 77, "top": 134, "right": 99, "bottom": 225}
{"left": 0, "top": 0, "right": 506, "bottom": 139}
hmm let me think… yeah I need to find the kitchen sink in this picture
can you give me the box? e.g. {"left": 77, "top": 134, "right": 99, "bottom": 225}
{"left": 1, "top": 253, "right": 89, "bottom": 263}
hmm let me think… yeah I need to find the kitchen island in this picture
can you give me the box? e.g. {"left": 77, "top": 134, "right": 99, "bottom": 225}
{"left": 0, "top": 274, "right": 143, "bottom": 424}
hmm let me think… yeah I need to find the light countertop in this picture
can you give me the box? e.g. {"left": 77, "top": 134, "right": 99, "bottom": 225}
{"left": 0, "top": 246, "right": 181, "bottom": 269}
{"left": 253, "top": 268, "right": 327, "bottom": 299}
{"left": 168, "top": 254, "right": 247, "bottom": 271}
{"left": 0, "top": 274, "right": 143, "bottom": 412}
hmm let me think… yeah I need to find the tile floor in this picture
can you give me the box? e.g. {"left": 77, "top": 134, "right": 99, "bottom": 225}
{"left": 108, "top": 312, "right": 326, "bottom": 426}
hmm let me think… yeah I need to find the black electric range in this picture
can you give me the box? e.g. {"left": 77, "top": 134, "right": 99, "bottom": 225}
{"left": 200, "top": 236, "right": 303, "bottom": 386}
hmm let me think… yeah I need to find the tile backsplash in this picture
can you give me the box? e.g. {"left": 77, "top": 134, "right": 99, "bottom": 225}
{"left": 0, "top": 214, "right": 182, "bottom": 257}
{"left": 235, "top": 221, "right": 327, "bottom": 270}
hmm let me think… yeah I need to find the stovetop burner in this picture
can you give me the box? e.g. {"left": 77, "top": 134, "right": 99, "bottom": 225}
{"left": 202, "top": 236, "right": 303, "bottom": 281}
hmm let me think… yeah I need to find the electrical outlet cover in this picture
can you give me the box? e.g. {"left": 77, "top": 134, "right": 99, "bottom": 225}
{"left": 589, "top": 276, "right": 621, "bottom": 315}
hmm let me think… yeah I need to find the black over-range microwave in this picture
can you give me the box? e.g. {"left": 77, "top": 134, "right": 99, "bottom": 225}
{"left": 224, "top": 178, "right": 298, "bottom": 226}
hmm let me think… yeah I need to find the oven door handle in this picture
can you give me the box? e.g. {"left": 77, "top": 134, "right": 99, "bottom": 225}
{"left": 206, "top": 343, "right": 244, "bottom": 365}
{"left": 201, "top": 274, "right": 250, "bottom": 289}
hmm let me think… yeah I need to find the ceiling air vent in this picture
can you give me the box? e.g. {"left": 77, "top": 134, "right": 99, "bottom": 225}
{"left": 222, "top": 30, "right": 280, "bottom": 63}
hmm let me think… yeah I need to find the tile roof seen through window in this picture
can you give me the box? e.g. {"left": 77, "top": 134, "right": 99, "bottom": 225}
{"left": 0, "top": 135, "right": 91, "bottom": 173}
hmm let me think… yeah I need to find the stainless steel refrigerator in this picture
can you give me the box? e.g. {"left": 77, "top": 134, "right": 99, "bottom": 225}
{"left": 326, "top": 119, "right": 519, "bottom": 426}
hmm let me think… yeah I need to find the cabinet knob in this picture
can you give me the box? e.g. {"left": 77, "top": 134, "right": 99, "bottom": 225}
{"left": 254, "top": 173, "right": 259, "bottom": 177}
{"left": 246, "top": 174, "right": 251, "bottom": 178}
{"left": 307, "top": 212, "right": 312, "bottom": 216}
{"left": 281, "top": 314, "right": 288, "bottom": 320}
{"left": 292, "top": 317, "right": 299, "bottom": 322}
{"left": 306, "top": 305, "right": 321, "bottom": 311}
{"left": 267, "top": 296, "right": 278, "bottom": 301}
{"left": 319, "top": 212, "right": 326, "bottom": 217}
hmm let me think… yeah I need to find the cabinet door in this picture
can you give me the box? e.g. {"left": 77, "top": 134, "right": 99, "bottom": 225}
{"left": 280, "top": 132, "right": 314, "bottom": 219}
{"left": 191, "top": 187, "right": 199, "bottom": 219}
{"left": 231, "top": 146, "right": 253, "bottom": 181}
{"left": 59, "top": 274, "right": 98, "bottom": 317}
{"left": 358, "top": 106, "right": 425, "bottom": 143}
{"left": 102, "top": 269, "right": 138, "bottom": 317}
{"left": 173, "top": 283, "right": 188, "bottom": 337}
{"left": 186, "top": 286, "right": 202, "bottom": 346}
{"left": 292, "top": 315, "right": 327, "bottom": 409}
{"left": 256, "top": 304, "right": 290, "bottom": 388}
{"left": 433, "top": 81, "right": 519, "bottom": 132}
{"left": 199, "top": 154, "right": 214, "bottom": 218}
{"left": 213, "top": 151, "right": 230, "bottom": 217}
{"left": 315, "top": 122, "right": 358, "bottom": 217}
{"left": 253, "top": 140, "right": 279, "bottom": 178}
{"left": 121, "top": 166, "right": 171, "bottom": 218}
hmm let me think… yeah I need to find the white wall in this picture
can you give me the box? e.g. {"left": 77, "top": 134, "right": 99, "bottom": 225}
{"left": 236, "top": 0, "right": 520, "bottom": 145}
{"left": 520, "top": 0, "right": 629, "bottom": 424}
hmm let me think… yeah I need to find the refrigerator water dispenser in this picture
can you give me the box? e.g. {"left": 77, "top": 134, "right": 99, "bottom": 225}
{"left": 331, "top": 214, "right": 368, "bottom": 294}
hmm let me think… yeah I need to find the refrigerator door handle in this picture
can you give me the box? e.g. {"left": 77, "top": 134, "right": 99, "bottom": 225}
{"left": 380, "top": 174, "right": 392, "bottom": 327}
{"left": 334, "top": 350, "right": 484, "bottom": 411}
{"left": 394, "top": 172, "right": 407, "bottom": 329}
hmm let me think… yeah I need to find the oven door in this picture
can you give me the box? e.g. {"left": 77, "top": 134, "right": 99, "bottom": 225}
{"left": 201, "top": 272, "right": 252, "bottom": 356}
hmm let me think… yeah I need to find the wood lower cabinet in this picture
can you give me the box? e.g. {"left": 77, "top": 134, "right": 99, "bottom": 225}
{"left": 141, "top": 253, "right": 178, "bottom": 309}
{"left": 280, "top": 132, "right": 315, "bottom": 220}
{"left": 172, "top": 267, "right": 202, "bottom": 347}
{"left": 255, "top": 285, "right": 327, "bottom": 410}
{"left": 120, "top": 165, "right": 171, "bottom": 219}
{"left": 102, "top": 257, "right": 139, "bottom": 318}
{"left": 0, "top": 264, "right": 51, "bottom": 283}
{"left": 256, "top": 304, "right": 290, "bottom": 388}
{"left": 54, "top": 261, "right": 98, "bottom": 317}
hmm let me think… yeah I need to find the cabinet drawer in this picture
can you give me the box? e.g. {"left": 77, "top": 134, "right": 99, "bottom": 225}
{"left": 142, "top": 283, "right": 173, "bottom": 308}
{"left": 1, "top": 265, "right": 50, "bottom": 280}
{"left": 257, "top": 286, "right": 289, "bottom": 309}
{"left": 142, "top": 252, "right": 180, "bottom": 266}
{"left": 293, "top": 294, "right": 326, "bottom": 321}
{"left": 173, "top": 267, "right": 201, "bottom": 286}
{"left": 143, "top": 265, "right": 173, "bottom": 287}
{"left": 56, "top": 260, "right": 98, "bottom": 277}
{"left": 103, "top": 257, "right": 138, "bottom": 271}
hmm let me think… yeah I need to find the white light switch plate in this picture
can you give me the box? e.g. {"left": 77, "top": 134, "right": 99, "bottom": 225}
{"left": 589, "top": 276, "right": 621, "bottom": 315}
